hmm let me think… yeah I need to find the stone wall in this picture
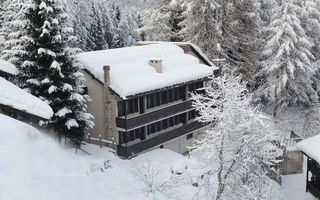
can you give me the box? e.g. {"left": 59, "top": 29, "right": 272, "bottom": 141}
{"left": 281, "top": 150, "right": 304, "bottom": 175}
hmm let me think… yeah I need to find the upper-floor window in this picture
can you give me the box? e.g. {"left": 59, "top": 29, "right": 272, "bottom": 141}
{"left": 147, "top": 113, "right": 186, "bottom": 136}
{"left": 188, "top": 110, "right": 197, "bottom": 121}
{"left": 188, "top": 81, "right": 204, "bottom": 94}
{"left": 128, "top": 98, "right": 139, "bottom": 114}
{"left": 118, "top": 101, "right": 126, "bottom": 116}
{"left": 147, "top": 86, "right": 186, "bottom": 109}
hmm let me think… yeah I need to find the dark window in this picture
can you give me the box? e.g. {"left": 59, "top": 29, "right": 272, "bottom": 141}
{"left": 174, "top": 115, "right": 180, "bottom": 125}
{"left": 119, "top": 132, "right": 127, "bottom": 144}
{"left": 169, "top": 117, "right": 174, "bottom": 126}
{"left": 140, "top": 127, "right": 145, "bottom": 140}
{"left": 118, "top": 101, "right": 126, "bottom": 116}
{"left": 134, "top": 129, "right": 140, "bottom": 139}
{"left": 160, "top": 145, "right": 164, "bottom": 149}
{"left": 139, "top": 97, "right": 145, "bottom": 114}
{"left": 155, "top": 93, "right": 160, "bottom": 106}
{"left": 163, "top": 119, "right": 168, "bottom": 129}
{"left": 129, "top": 130, "right": 135, "bottom": 141}
{"left": 188, "top": 110, "right": 196, "bottom": 120}
{"left": 156, "top": 121, "right": 161, "bottom": 132}
{"left": 168, "top": 89, "right": 173, "bottom": 102}
{"left": 147, "top": 94, "right": 155, "bottom": 109}
{"left": 162, "top": 91, "right": 168, "bottom": 104}
{"left": 187, "top": 133, "right": 193, "bottom": 140}
{"left": 83, "top": 87, "right": 88, "bottom": 95}
{"left": 128, "top": 98, "right": 139, "bottom": 114}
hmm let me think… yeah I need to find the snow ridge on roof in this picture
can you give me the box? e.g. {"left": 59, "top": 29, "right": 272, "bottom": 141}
{"left": 78, "top": 43, "right": 214, "bottom": 99}
{"left": 297, "top": 134, "right": 320, "bottom": 163}
{"left": 0, "top": 59, "right": 18, "bottom": 75}
{"left": 0, "top": 77, "right": 53, "bottom": 120}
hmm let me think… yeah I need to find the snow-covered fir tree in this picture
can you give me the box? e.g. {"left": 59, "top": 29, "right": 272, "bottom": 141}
{"left": 0, "top": 0, "right": 40, "bottom": 89}
{"left": 1, "top": 0, "right": 94, "bottom": 145}
{"left": 142, "top": 0, "right": 186, "bottom": 42}
{"left": 35, "top": 0, "right": 94, "bottom": 145}
{"left": 257, "top": 0, "right": 317, "bottom": 116}
{"left": 297, "top": 0, "right": 320, "bottom": 96}
{"left": 191, "top": 76, "right": 283, "bottom": 200}
{"left": 219, "top": 0, "right": 261, "bottom": 82}
{"left": 88, "top": 1, "right": 109, "bottom": 51}
{"left": 181, "top": 0, "right": 221, "bottom": 59}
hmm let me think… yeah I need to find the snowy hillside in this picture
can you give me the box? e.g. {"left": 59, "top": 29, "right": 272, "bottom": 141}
{"left": 0, "top": 113, "right": 203, "bottom": 200}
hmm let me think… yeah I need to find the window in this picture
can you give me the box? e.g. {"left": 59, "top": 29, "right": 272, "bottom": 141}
{"left": 168, "top": 89, "right": 173, "bottom": 102}
{"left": 187, "top": 133, "right": 194, "bottom": 140}
{"left": 119, "top": 132, "right": 127, "bottom": 144}
{"left": 162, "top": 91, "right": 168, "bottom": 104}
{"left": 189, "top": 81, "right": 204, "bottom": 93}
{"left": 147, "top": 94, "right": 155, "bottom": 109}
{"left": 83, "top": 87, "right": 88, "bottom": 95}
{"left": 163, "top": 119, "right": 168, "bottom": 129}
{"left": 129, "top": 130, "right": 135, "bottom": 141}
{"left": 155, "top": 93, "right": 160, "bottom": 106}
{"left": 118, "top": 101, "right": 126, "bottom": 116}
{"left": 188, "top": 110, "right": 196, "bottom": 120}
{"left": 128, "top": 98, "right": 139, "bottom": 114}
{"left": 160, "top": 145, "right": 164, "bottom": 149}
{"left": 169, "top": 117, "right": 174, "bottom": 126}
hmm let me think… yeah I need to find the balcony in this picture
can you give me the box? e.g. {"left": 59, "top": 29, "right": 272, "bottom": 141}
{"left": 117, "top": 121, "right": 207, "bottom": 158}
{"left": 116, "top": 100, "right": 193, "bottom": 130}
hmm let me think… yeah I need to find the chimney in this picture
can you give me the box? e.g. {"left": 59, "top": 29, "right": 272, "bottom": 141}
{"left": 103, "top": 65, "right": 117, "bottom": 152}
{"left": 148, "top": 58, "right": 163, "bottom": 73}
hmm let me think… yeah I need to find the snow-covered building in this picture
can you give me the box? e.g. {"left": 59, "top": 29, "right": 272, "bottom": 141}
{"left": 0, "top": 77, "right": 53, "bottom": 121}
{"left": 297, "top": 135, "right": 320, "bottom": 199}
{"left": 0, "top": 58, "right": 19, "bottom": 79}
{"left": 78, "top": 43, "right": 218, "bottom": 158}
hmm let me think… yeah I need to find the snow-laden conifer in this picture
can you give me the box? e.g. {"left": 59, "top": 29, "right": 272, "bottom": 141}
{"left": 181, "top": 0, "right": 221, "bottom": 59}
{"left": 257, "top": 0, "right": 317, "bottom": 116}
{"left": 142, "top": 0, "right": 186, "bottom": 42}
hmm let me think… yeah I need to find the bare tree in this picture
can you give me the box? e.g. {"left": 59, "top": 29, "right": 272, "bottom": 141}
{"left": 191, "top": 76, "right": 283, "bottom": 200}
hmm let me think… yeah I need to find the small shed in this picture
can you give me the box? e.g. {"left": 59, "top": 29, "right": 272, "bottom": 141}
{"left": 297, "top": 135, "right": 320, "bottom": 199}
{"left": 0, "top": 58, "right": 18, "bottom": 78}
{"left": 0, "top": 77, "right": 53, "bottom": 121}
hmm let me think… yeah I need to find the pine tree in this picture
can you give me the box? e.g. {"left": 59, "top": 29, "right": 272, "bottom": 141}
{"left": 257, "top": 0, "right": 317, "bottom": 116}
{"left": 298, "top": 0, "right": 320, "bottom": 96}
{"left": 1, "top": 0, "right": 94, "bottom": 145}
{"left": 0, "top": 0, "right": 40, "bottom": 91}
{"left": 35, "top": 0, "right": 94, "bottom": 145}
{"left": 88, "top": 1, "right": 109, "bottom": 51}
{"left": 110, "top": 3, "right": 125, "bottom": 48}
{"left": 181, "top": 0, "right": 222, "bottom": 59}
{"left": 219, "top": 0, "right": 261, "bottom": 82}
{"left": 142, "top": 0, "right": 186, "bottom": 42}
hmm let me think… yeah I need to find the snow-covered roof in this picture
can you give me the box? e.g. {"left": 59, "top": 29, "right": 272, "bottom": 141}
{"left": 0, "top": 59, "right": 18, "bottom": 75}
{"left": 297, "top": 135, "right": 320, "bottom": 163}
{"left": 0, "top": 77, "right": 53, "bottom": 120}
{"left": 78, "top": 43, "right": 215, "bottom": 99}
{"left": 137, "top": 41, "right": 217, "bottom": 67}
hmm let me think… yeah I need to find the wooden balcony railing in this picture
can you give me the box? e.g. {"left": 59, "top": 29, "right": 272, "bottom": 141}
{"left": 116, "top": 100, "right": 193, "bottom": 130}
{"left": 117, "top": 121, "right": 207, "bottom": 158}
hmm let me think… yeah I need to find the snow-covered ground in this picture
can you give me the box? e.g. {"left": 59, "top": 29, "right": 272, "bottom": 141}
{"left": 1, "top": 112, "right": 316, "bottom": 200}
{"left": 0, "top": 114, "right": 201, "bottom": 200}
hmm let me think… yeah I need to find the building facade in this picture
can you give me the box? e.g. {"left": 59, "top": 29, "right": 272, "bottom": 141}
{"left": 79, "top": 42, "right": 218, "bottom": 158}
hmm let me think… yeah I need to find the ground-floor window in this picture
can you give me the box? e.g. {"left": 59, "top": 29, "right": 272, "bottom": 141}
{"left": 187, "top": 133, "right": 194, "bottom": 140}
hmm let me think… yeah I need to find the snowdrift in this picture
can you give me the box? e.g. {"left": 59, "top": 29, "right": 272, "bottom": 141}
{"left": 0, "top": 114, "right": 198, "bottom": 200}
